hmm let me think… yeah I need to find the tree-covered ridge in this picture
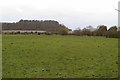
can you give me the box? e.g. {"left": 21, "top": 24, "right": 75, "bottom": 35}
{"left": 2, "top": 19, "right": 70, "bottom": 31}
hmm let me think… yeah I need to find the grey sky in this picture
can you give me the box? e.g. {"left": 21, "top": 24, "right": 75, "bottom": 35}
{"left": 0, "top": 0, "right": 119, "bottom": 30}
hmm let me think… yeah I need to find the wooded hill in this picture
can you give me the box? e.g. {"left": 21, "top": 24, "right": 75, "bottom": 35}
{"left": 2, "top": 19, "right": 71, "bottom": 31}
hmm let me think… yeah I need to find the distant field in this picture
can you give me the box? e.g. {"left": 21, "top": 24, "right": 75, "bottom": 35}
{"left": 2, "top": 35, "right": 118, "bottom": 78}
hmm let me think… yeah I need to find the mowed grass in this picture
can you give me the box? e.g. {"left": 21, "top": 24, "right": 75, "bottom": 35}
{"left": 2, "top": 35, "right": 118, "bottom": 78}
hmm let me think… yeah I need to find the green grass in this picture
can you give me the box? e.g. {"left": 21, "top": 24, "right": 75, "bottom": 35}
{"left": 2, "top": 35, "right": 118, "bottom": 78}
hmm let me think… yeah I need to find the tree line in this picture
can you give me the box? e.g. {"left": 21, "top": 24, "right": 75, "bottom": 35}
{"left": 71, "top": 25, "right": 120, "bottom": 38}
{"left": 54, "top": 25, "right": 120, "bottom": 38}
{"left": 2, "top": 19, "right": 120, "bottom": 38}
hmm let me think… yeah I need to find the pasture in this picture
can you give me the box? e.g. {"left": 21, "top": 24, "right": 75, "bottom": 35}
{"left": 2, "top": 35, "right": 118, "bottom": 78}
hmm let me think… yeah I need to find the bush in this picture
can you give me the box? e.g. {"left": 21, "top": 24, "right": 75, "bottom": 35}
{"left": 56, "top": 27, "right": 68, "bottom": 35}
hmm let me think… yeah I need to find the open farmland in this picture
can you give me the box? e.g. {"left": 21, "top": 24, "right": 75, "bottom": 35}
{"left": 2, "top": 35, "right": 118, "bottom": 78}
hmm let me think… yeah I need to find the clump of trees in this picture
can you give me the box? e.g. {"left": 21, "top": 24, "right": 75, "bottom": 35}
{"left": 95, "top": 25, "right": 107, "bottom": 36}
{"left": 73, "top": 25, "right": 120, "bottom": 38}
{"left": 105, "top": 26, "right": 118, "bottom": 38}
{"left": 73, "top": 28, "right": 82, "bottom": 36}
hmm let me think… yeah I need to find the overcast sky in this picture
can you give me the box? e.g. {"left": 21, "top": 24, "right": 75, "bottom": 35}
{"left": 0, "top": 0, "right": 119, "bottom": 29}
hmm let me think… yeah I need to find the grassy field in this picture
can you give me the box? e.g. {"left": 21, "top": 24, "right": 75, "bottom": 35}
{"left": 2, "top": 35, "right": 118, "bottom": 78}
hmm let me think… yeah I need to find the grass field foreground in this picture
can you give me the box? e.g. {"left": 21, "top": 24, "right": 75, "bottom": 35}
{"left": 2, "top": 35, "right": 118, "bottom": 78}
